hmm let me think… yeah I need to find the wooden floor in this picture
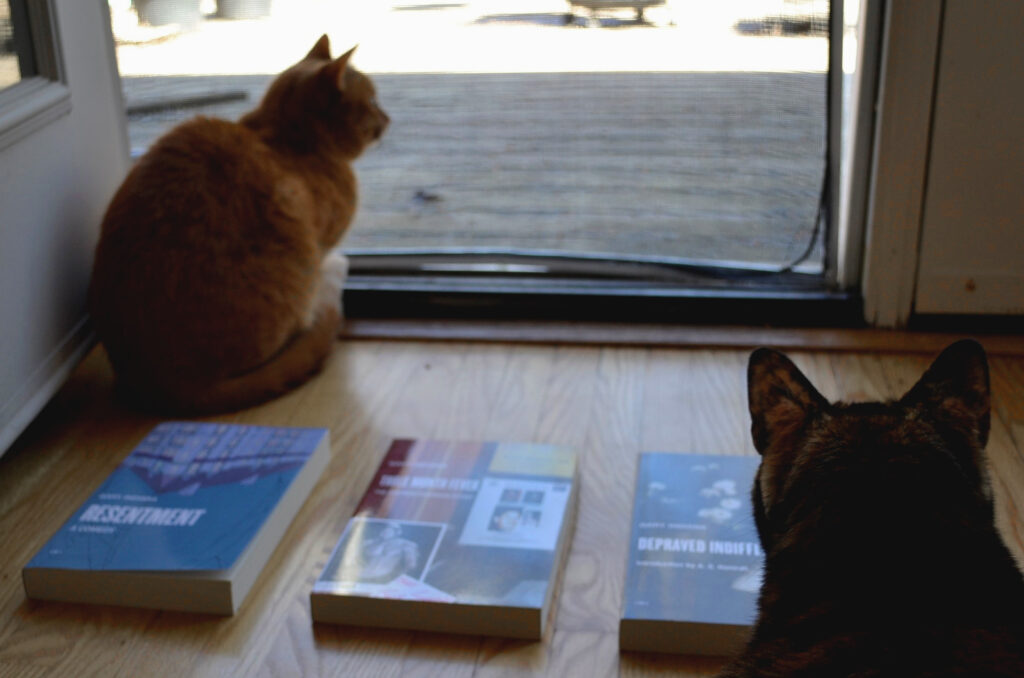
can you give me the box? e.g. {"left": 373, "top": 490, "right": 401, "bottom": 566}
{"left": 3, "top": 335, "right": 1024, "bottom": 677}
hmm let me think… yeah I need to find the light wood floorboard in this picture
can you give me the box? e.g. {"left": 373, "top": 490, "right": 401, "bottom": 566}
{"left": 2, "top": 336, "right": 1023, "bottom": 677}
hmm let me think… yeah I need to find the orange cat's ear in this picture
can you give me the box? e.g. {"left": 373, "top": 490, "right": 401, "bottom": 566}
{"left": 323, "top": 45, "right": 357, "bottom": 91}
{"left": 306, "top": 34, "right": 331, "bottom": 60}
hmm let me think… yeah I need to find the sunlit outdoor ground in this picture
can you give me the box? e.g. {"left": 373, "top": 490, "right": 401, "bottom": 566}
{"left": 114, "top": 0, "right": 829, "bottom": 268}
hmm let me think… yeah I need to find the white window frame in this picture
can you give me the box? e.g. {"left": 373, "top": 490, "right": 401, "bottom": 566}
{"left": 0, "top": 0, "right": 70, "bottom": 151}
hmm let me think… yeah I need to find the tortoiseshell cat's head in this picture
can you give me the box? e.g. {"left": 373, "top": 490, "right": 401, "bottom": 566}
{"left": 242, "top": 35, "right": 389, "bottom": 157}
{"left": 747, "top": 340, "right": 992, "bottom": 558}
{"left": 726, "top": 340, "right": 1024, "bottom": 677}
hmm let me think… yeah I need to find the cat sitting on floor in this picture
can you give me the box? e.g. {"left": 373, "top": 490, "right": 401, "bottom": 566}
{"left": 721, "top": 340, "right": 1024, "bottom": 677}
{"left": 89, "top": 35, "right": 388, "bottom": 414}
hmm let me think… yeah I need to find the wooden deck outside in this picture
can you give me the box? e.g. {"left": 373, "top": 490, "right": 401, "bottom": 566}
{"left": 123, "top": 70, "right": 826, "bottom": 268}
{"left": 2, "top": 336, "right": 1024, "bottom": 676}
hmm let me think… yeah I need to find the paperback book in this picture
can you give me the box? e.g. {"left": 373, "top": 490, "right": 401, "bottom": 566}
{"left": 23, "top": 421, "right": 330, "bottom": 614}
{"left": 311, "top": 439, "right": 579, "bottom": 639}
{"left": 620, "top": 452, "right": 762, "bottom": 655}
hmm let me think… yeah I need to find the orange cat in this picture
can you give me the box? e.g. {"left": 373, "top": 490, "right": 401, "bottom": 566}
{"left": 89, "top": 35, "right": 388, "bottom": 413}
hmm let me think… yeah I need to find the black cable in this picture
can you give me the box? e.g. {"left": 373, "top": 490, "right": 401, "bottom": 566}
{"left": 775, "top": 1, "right": 835, "bottom": 276}
{"left": 776, "top": 161, "right": 829, "bottom": 275}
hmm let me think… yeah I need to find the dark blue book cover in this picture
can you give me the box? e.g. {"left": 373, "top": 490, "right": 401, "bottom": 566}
{"left": 621, "top": 452, "right": 763, "bottom": 654}
{"left": 27, "top": 422, "right": 328, "bottom": 572}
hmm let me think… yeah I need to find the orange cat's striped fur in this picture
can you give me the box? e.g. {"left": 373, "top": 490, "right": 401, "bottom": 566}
{"left": 89, "top": 35, "right": 387, "bottom": 413}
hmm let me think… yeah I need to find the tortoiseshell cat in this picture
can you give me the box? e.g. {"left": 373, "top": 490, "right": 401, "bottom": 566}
{"left": 89, "top": 35, "right": 387, "bottom": 413}
{"left": 722, "top": 340, "right": 1024, "bottom": 677}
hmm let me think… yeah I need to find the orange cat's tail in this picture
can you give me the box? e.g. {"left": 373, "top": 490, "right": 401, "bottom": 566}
{"left": 116, "top": 306, "right": 340, "bottom": 415}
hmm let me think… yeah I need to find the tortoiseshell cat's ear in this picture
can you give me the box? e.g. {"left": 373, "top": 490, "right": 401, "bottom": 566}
{"left": 901, "top": 339, "right": 990, "bottom": 447}
{"left": 307, "top": 34, "right": 331, "bottom": 61}
{"left": 322, "top": 46, "right": 357, "bottom": 91}
{"left": 747, "top": 348, "right": 829, "bottom": 455}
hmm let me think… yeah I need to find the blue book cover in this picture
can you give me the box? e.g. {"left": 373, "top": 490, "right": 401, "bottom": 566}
{"left": 27, "top": 422, "right": 328, "bottom": 572}
{"left": 620, "top": 452, "right": 763, "bottom": 654}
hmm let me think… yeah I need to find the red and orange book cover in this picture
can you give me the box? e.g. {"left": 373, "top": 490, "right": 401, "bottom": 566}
{"left": 311, "top": 439, "right": 578, "bottom": 638}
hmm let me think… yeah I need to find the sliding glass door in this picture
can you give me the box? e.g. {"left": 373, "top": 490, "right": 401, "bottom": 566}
{"left": 112, "top": 0, "right": 862, "bottom": 321}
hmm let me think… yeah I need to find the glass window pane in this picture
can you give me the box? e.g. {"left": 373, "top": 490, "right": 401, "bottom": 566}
{"left": 114, "top": 0, "right": 829, "bottom": 276}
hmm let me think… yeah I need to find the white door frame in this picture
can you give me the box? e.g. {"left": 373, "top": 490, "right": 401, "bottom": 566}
{"left": 0, "top": 0, "right": 128, "bottom": 454}
{"left": 858, "top": 2, "right": 944, "bottom": 327}
{"left": 835, "top": 0, "right": 882, "bottom": 291}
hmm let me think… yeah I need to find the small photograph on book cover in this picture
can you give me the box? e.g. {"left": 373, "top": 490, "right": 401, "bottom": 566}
{"left": 459, "top": 477, "right": 569, "bottom": 550}
{"left": 318, "top": 517, "right": 448, "bottom": 598}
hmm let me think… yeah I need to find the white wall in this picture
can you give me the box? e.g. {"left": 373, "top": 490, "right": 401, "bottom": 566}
{"left": 861, "top": 1, "right": 1024, "bottom": 324}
